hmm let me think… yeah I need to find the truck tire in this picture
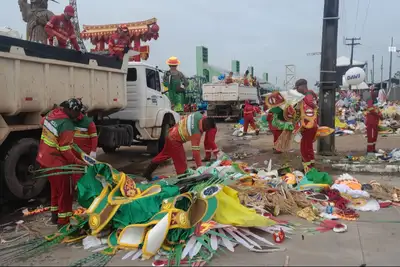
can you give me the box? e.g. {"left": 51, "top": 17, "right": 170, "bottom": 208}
{"left": 2, "top": 138, "right": 47, "bottom": 200}
{"left": 158, "top": 121, "right": 171, "bottom": 152}
{"left": 102, "top": 146, "right": 117, "bottom": 154}
{"left": 147, "top": 119, "right": 173, "bottom": 156}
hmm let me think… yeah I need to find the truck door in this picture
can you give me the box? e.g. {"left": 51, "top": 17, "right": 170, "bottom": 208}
{"left": 145, "top": 68, "right": 164, "bottom": 126}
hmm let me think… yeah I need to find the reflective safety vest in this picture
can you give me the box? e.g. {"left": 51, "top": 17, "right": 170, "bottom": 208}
{"left": 73, "top": 115, "right": 98, "bottom": 154}
{"left": 37, "top": 108, "right": 83, "bottom": 168}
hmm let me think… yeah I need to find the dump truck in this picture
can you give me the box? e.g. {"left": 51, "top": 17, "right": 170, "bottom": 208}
{"left": 0, "top": 35, "right": 179, "bottom": 201}
{"left": 202, "top": 83, "right": 259, "bottom": 118}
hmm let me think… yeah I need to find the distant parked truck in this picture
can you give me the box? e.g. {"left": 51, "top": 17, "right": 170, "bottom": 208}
{"left": 202, "top": 83, "right": 259, "bottom": 118}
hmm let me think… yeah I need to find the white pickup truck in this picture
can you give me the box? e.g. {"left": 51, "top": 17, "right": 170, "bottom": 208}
{"left": 0, "top": 35, "right": 179, "bottom": 201}
{"left": 202, "top": 83, "right": 259, "bottom": 118}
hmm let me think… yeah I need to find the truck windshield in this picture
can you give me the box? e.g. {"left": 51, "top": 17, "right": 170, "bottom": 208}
{"left": 127, "top": 68, "right": 137, "bottom": 81}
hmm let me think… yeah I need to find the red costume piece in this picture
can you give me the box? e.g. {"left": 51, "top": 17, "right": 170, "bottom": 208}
{"left": 108, "top": 32, "right": 132, "bottom": 60}
{"left": 243, "top": 100, "right": 259, "bottom": 134}
{"left": 204, "top": 127, "right": 219, "bottom": 160}
{"left": 45, "top": 7, "right": 80, "bottom": 51}
{"left": 365, "top": 92, "right": 382, "bottom": 153}
{"left": 243, "top": 78, "right": 250, "bottom": 86}
{"left": 299, "top": 90, "right": 318, "bottom": 170}
{"left": 37, "top": 108, "right": 84, "bottom": 225}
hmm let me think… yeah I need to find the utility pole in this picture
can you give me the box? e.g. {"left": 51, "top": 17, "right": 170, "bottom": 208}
{"left": 317, "top": 0, "right": 339, "bottom": 155}
{"left": 380, "top": 56, "right": 383, "bottom": 89}
{"left": 372, "top": 54, "right": 375, "bottom": 83}
{"left": 345, "top": 37, "right": 361, "bottom": 67}
{"left": 388, "top": 37, "right": 395, "bottom": 91}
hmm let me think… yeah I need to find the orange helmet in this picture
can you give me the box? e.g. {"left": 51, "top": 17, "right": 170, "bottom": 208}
{"left": 64, "top": 5, "right": 75, "bottom": 16}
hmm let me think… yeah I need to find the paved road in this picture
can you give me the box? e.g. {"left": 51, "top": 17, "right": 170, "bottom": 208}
{"left": 4, "top": 125, "right": 400, "bottom": 266}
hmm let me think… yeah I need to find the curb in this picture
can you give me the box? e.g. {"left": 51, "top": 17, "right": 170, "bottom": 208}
{"left": 331, "top": 163, "right": 400, "bottom": 173}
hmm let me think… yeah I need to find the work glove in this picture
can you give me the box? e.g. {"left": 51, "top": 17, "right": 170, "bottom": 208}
{"left": 123, "top": 46, "right": 130, "bottom": 54}
{"left": 89, "top": 151, "right": 97, "bottom": 159}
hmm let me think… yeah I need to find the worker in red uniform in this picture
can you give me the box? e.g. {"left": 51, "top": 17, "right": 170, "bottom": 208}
{"left": 37, "top": 98, "right": 86, "bottom": 227}
{"left": 203, "top": 126, "right": 219, "bottom": 161}
{"left": 295, "top": 79, "right": 319, "bottom": 172}
{"left": 108, "top": 24, "right": 132, "bottom": 60}
{"left": 225, "top": 72, "right": 234, "bottom": 84}
{"left": 365, "top": 87, "right": 382, "bottom": 154}
{"left": 71, "top": 105, "right": 98, "bottom": 184}
{"left": 243, "top": 100, "right": 260, "bottom": 135}
{"left": 45, "top": 5, "right": 80, "bottom": 51}
{"left": 243, "top": 70, "right": 250, "bottom": 86}
{"left": 143, "top": 112, "right": 216, "bottom": 181}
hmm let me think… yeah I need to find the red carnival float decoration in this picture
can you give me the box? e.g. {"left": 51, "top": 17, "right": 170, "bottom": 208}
{"left": 80, "top": 18, "right": 159, "bottom": 62}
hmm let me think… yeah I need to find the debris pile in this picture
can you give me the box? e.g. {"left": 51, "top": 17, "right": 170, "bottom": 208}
{"left": 335, "top": 91, "right": 400, "bottom": 136}
{"left": 2, "top": 152, "right": 400, "bottom": 266}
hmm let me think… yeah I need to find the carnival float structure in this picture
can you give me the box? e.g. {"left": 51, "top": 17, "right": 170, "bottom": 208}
{"left": 80, "top": 18, "right": 159, "bottom": 62}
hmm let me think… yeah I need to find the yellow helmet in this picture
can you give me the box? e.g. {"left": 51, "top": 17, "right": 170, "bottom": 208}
{"left": 166, "top": 56, "right": 180, "bottom": 66}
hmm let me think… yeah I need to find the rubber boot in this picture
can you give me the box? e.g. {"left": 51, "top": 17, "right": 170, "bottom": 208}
{"left": 51, "top": 212, "right": 58, "bottom": 225}
{"left": 143, "top": 162, "right": 159, "bottom": 181}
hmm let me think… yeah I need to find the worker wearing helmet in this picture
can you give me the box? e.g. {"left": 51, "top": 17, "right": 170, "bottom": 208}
{"left": 37, "top": 98, "right": 86, "bottom": 227}
{"left": 108, "top": 24, "right": 132, "bottom": 60}
{"left": 163, "top": 57, "right": 189, "bottom": 112}
{"left": 45, "top": 5, "right": 80, "bottom": 51}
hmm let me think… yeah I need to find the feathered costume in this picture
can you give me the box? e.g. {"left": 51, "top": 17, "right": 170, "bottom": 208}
{"left": 1, "top": 148, "right": 291, "bottom": 267}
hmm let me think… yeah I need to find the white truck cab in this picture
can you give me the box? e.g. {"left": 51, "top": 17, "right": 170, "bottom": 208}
{"left": 102, "top": 62, "right": 180, "bottom": 154}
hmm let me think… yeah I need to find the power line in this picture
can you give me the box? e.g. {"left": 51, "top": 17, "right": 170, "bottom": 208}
{"left": 345, "top": 37, "right": 362, "bottom": 66}
{"left": 353, "top": 0, "right": 360, "bottom": 35}
{"left": 360, "top": 0, "right": 371, "bottom": 37}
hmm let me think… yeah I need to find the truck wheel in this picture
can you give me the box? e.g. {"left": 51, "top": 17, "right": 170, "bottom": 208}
{"left": 2, "top": 138, "right": 47, "bottom": 200}
{"left": 147, "top": 120, "right": 173, "bottom": 156}
{"left": 102, "top": 146, "right": 117, "bottom": 154}
{"left": 158, "top": 121, "right": 171, "bottom": 152}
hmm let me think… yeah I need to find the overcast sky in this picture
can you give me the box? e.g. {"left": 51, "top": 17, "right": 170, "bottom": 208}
{"left": 1, "top": 0, "right": 399, "bottom": 87}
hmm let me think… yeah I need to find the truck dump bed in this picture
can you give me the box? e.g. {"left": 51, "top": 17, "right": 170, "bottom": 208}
{"left": 202, "top": 83, "right": 259, "bottom": 102}
{"left": 0, "top": 35, "right": 127, "bottom": 118}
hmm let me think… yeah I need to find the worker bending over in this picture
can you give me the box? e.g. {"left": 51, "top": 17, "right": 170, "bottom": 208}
{"left": 37, "top": 98, "right": 85, "bottom": 227}
{"left": 143, "top": 111, "right": 216, "bottom": 180}
{"left": 45, "top": 5, "right": 80, "bottom": 51}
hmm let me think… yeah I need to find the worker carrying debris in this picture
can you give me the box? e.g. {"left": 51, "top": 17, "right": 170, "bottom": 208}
{"left": 45, "top": 5, "right": 80, "bottom": 51}
{"left": 294, "top": 79, "right": 319, "bottom": 173}
{"left": 143, "top": 111, "right": 216, "bottom": 180}
{"left": 37, "top": 98, "right": 86, "bottom": 227}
